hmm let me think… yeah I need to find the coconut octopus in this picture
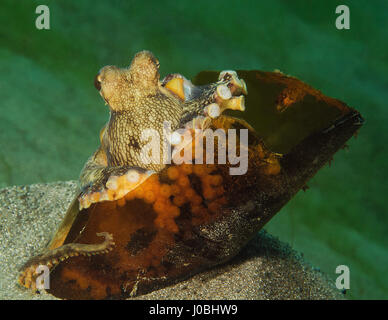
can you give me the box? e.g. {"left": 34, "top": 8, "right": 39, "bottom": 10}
{"left": 18, "top": 50, "right": 363, "bottom": 299}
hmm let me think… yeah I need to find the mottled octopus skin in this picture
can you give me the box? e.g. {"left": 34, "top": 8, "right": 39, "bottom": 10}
{"left": 18, "top": 51, "right": 363, "bottom": 299}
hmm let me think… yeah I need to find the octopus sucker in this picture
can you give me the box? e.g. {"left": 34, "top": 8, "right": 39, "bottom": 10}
{"left": 18, "top": 50, "right": 363, "bottom": 299}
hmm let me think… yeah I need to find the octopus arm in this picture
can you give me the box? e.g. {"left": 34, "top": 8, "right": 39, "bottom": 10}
{"left": 79, "top": 146, "right": 108, "bottom": 190}
{"left": 18, "top": 232, "right": 115, "bottom": 291}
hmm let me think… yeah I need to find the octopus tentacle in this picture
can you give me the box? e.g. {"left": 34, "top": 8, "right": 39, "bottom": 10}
{"left": 162, "top": 70, "right": 247, "bottom": 126}
{"left": 18, "top": 232, "right": 115, "bottom": 291}
{"left": 79, "top": 167, "right": 154, "bottom": 210}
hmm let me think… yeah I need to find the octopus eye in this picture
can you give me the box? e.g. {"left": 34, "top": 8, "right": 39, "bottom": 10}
{"left": 94, "top": 74, "right": 102, "bottom": 91}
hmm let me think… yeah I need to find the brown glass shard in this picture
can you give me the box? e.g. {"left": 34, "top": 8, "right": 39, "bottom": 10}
{"left": 24, "top": 70, "right": 362, "bottom": 300}
{"left": 193, "top": 70, "right": 357, "bottom": 154}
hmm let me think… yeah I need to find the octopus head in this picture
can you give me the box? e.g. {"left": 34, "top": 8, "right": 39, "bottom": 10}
{"left": 94, "top": 50, "right": 160, "bottom": 111}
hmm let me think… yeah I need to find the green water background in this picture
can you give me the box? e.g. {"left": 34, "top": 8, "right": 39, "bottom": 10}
{"left": 0, "top": 0, "right": 387, "bottom": 299}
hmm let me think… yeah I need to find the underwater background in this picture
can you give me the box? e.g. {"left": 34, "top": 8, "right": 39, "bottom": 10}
{"left": 0, "top": 0, "right": 386, "bottom": 299}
